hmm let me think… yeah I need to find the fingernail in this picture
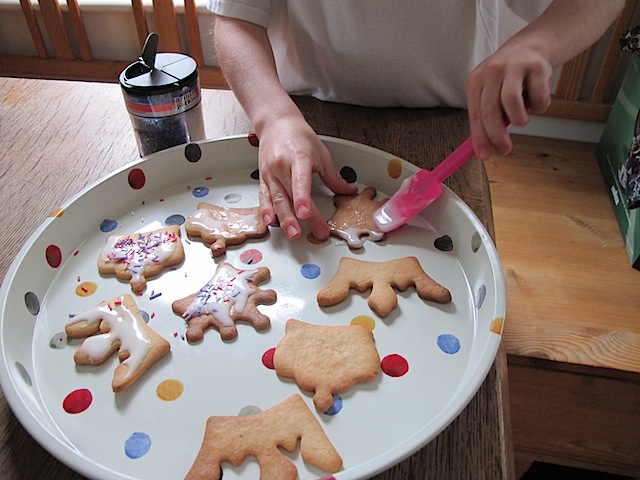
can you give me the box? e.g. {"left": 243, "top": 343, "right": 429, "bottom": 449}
{"left": 286, "top": 225, "right": 299, "bottom": 238}
{"left": 297, "top": 205, "right": 310, "bottom": 218}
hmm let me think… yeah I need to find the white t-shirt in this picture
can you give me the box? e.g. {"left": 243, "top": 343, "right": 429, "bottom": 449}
{"left": 209, "top": 0, "right": 548, "bottom": 108}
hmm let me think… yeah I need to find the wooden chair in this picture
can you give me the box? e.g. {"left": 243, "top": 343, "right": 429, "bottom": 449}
{"left": 2, "top": 0, "right": 226, "bottom": 87}
{"left": 0, "top": 0, "right": 638, "bottom": 124}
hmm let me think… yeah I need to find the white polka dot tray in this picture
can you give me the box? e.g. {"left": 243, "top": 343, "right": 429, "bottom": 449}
{"left": 0, "top": 136, "right": 505, "bottom": 480}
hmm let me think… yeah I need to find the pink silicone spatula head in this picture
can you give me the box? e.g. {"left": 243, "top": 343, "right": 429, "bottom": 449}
{"left": 374, "top": 136, "right": 475, "bottom": 233}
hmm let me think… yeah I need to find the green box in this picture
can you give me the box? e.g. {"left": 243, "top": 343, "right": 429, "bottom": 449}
{"left": 596, "top": 55, "right": 640, "bottom": 270}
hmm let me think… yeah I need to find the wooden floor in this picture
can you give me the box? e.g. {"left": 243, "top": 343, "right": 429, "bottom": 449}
{"left": 484, "top": 135, "right": 640, "bottom": 478}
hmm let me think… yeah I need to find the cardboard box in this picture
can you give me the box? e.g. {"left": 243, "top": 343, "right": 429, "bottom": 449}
{"left": 596, "top": 55, "right": 640, "bottom": 270}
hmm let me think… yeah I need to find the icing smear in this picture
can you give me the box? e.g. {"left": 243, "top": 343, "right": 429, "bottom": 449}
{"left": 332, "top": 228, "right": 384, "bottom": 249}
{"left": 67, "top": 298, "right": 150, "bottom": 379}
{"left": 189, "top": 208, "right": 260, "bottom": 238}
{"left": 182, "top": 265, "right": 257, "bottom": 326}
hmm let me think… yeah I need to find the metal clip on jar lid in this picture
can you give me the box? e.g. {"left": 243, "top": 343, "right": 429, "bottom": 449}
{"left": 119, "top": 32, "right": 198, "bottom": 96}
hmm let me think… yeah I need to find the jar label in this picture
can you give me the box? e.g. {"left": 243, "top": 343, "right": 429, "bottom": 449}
{"left": 124, "top": 85, "right": 201, "bottom": 118}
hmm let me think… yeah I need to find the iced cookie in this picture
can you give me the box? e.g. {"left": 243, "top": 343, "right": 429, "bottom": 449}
{"left": 186, "top": 202, "right": 267, "bottom": 257}
{"left": 172, "top": 262, "right": 276, "bottom": 342}
{"left": 186, "top": 394, "right": 342, "bottom": 480}
{"left": 98, "top": 225, "right": 184, "bottom": 293}
{"left": 317, "top": 256, "right": 452, "bottom": 317}
{"left": 328, "top": 186, "right": 388, "bottom": 248}
{"left": 273, "top": 319, "right": 380, "bottom": 412}
{"left": 65, "top": 294, "right": 170, "bottom": 392}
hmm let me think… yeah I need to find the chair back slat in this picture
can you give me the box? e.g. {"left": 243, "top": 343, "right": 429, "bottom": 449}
{"left": 66, "top": 0, "right": 93, "bottom": 61}
{"left": 38, "top": 0, "right": 74, "bottom": 60}
{"left": 184, "top": 0, "right": 205, "bottom": 66}
{"left": 152, "top": 0, "right": 182, "bottom": 53}
{"left": 19, "top": 0, "right": 48, "bottom": 59}
{"left": 131, "top": 0, "right": 150, "bottom": 48}
{"left": 554, "top": 49, "right": 592, "bottom": 102}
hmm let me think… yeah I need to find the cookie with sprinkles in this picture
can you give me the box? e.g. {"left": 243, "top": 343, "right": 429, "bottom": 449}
{"left": 172, "top": 262, "right": 277, "bottom": 342}
{"left": 185, "top": 202, "right": 268, "bottom": 257}
{"left": 65, "top": 294, "right": 170, "bottom": 392}
{"left": 97, "top": 224, "right": 184, "bottom": 293}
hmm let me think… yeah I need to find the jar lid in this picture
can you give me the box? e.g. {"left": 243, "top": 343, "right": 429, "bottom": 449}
{"left": 119, "top": 33, "right": 198, "bottom": 96}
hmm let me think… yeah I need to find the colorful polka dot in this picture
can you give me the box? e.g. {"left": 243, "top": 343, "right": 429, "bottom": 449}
{"left": 471, "top": 231, "right": 482, "bottom": 253}
{"left": 100, "top": 218, "right": 118, "bottom": 232}
{"left": 224, "top": 193, "right": 242, "bottom": 204}
{"left": 75, "top": 281, "right": 98, "bottom": 297}
{"left": 306, "top": 233, "right": 328, "bottom": 245}
{"left": 262, "top": 348, "right": 276, "bottom": 369}
{"left": 192, "top": 186, "right": 209, "bottom": 198}
{"left": 165, "top": 214, "right": 185, "bottom": 226}
{"left": 490, "top": 317, "right": 504, "bottom": 335}
{"left": 339, "top": 166, "right": 357, "bottom": 183}
{"left": 475, "top": 284, "right": 487, "bottom": 309}
{"left": 300, "top": 263, "right": 321, "bottom": 279}
{"left": 248, "top": 133, "right": 259, "bottom": 147}
{"left": 127, "top": 168, "right": 146, "bottom": 190}
{"left": 49, "top": 332, "right": 69, "bottom": 349}
{"left": 350, "top": 315, "right": 376, "bottom": 331}
{"left": 63, "top": 388, "right": 92, "bottom": 414}
{"left": 156, "top": 379, "right": 184, "bottom": 401}
{"left": 24, "top": 292, "right": 40, "bottom": 315}
{"left": 381, "top": 354, "right": 409, "bottom": 377}
{"left": 49, "top": 207, "right": 64, "bottom": 218}
{"left": 437, "top": 334, "right": 461, "bottom": 354}
{"left": 324, "top": 394, "right": 343, "bottom": 415}
{"left": 239, "top": 405, "right": 262, "bottom": 416}
{"left": 138, "top": 310, "right": 150, "bottom": 324}
{"left": 239, "top": 249, "right": 262, "bottom": 265}
{"left": 124, "top": 432, "right": 152, "bottom": 459}
{"left": 277, "top": 302, "right": 302, "bottom": 320}
{"left": 184, "top": 143, "right": 202, "bottom": 162}
{"left": 387, "top": 159, "right": 402, "bottom": 179}
{"left": 45, "top": 244, "right": 62, "bottom": 268}
{"left": 434, "top": 235, "right": 453, "bottom": 252}
{"left": 15, "top": 362, "right": 32, "bottom": 387}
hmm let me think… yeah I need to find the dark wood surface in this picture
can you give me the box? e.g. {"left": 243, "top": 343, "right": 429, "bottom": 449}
{"left": 0, "top": 77, "right": 513, "bottom": 479}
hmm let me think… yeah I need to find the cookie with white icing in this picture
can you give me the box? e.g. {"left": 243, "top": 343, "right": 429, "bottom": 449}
{"left": 186, "top": 202, "right": 268, "bottom": 257}
{"left": 65, "top": 294, "right": 170, "bottom": 392}
{"left": 97, "top": 224, "right": 184, "bottom": 293}
{"left": 172, "top": 262, "right": 276, "bottom": 342}
{"left": 327, "top": 186, "right": 387, "bottom": 248}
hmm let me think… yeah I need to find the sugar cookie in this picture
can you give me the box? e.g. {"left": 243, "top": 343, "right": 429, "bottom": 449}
{"left": 317, "top": 256, "right": 452, "bottom": 317}
{"left": 65, "top": 294, "right": 170, "bottom": 392}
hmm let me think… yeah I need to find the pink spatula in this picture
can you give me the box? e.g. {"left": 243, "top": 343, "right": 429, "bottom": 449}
{"left": 374, "top": 85, "right": 548, "bottom": 233}
{"left": 373, "top": 136, "right": 475, "bottom": 233}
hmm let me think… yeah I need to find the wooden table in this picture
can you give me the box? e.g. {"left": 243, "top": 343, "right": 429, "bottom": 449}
{"left": 0, "top": 77, "right": 513, "bottom": 480}
{"left": 486, "top": 136, "right": 640, "bottom": 478}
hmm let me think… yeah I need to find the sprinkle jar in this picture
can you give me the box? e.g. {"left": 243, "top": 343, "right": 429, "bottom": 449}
{"left": 119, "top": 46, "right": 205, "bottom": 157}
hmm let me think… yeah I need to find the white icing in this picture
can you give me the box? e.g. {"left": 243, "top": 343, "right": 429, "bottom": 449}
{"left": 333, "top": 228, "right": 384, "bottom": 248}
{"left": 101, "top": 230, "right": 179, "bottom": 285}
{"left": 67, "top": 297, "right": 150, "bottom": 378}
{"left": 182, "top": 265, "right": 257, "bottom": 326}
{"left": 189, "top": 208, "right": 260, "bottom": 238}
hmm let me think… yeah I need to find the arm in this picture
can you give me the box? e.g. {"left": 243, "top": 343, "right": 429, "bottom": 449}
{"left": 467, "top": 0, "right": 626, "bottom": 160}
{"left": 214, "top": 15, "right": 356, "bottom": 240}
